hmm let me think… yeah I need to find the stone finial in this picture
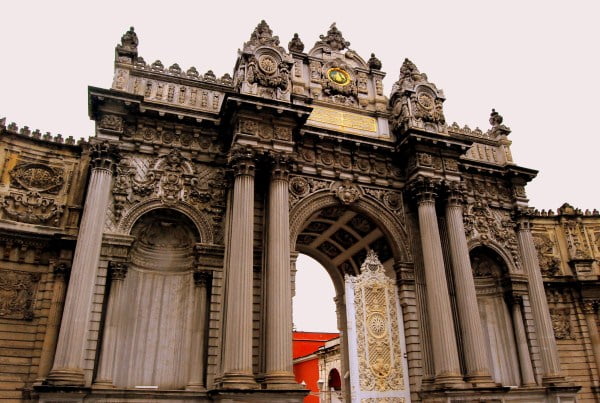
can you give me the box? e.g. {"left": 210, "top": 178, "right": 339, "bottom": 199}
{"left": 288, "top": 33, "right": 305, "bottom": 53}
{"left": 489, "top": 109, "right": 503, "bottom": 127}
{"left": 249, "top": 20, "right": 280, "bottom": 47}
{"left": 186, "top": 66, "right": 199, "bottom": 78}
{"left": 116, "top": 27, "right": 138, "bottom": 62}
{"left": 168, "top": 63, "right": 182, "bottom": 74}
{"left": 204, "top": 70, "right": 216, "bottom": 82}
{"left": 151, "top": 60, "right": 164, "bottom": 71}
{"left": 319, "top": 23, "right": 350, "bottom": 51}
{"left": 368, "top": 53, "right": 382, "bottom": 70}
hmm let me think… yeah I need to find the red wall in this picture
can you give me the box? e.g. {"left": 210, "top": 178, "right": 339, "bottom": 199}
{"left": 292, "top": 331, "right": 339, "bottom": 402}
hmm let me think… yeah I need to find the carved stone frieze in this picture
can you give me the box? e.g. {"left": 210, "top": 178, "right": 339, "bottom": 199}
{"left": 463, "top": 199, "right": 522, "bottom": 271}
{"left": 9, "top": 163, "right": 64, "bottom": 194}
{"left": 1, "top": 191, "right": 64, "bottom": 226}
{"left": 532, "top": 232, "right": 562, "bottom": 276}
{"left": 110, "top": 150, "right": 227, "bottom": 242}
{"left": 0, "top": 270, "right": 40, "bottom": 320}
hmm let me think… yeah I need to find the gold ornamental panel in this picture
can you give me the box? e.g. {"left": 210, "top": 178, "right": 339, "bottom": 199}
{"left": 308, "top": 106, "right": 387, "bottom": 138}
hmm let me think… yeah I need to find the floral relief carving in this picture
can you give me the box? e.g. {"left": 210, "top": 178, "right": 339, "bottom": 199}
{"left": 288, "top": 176, "right": 331, "bottom": 208}
{"left": 111, "top": 150, "right": 227, "bottom": 241}
{"left": 99, "top": 114, "right": 123, "bottom": 132}
{"left": 362, "top": 187, "right": 406, "bottom": 230}
{"left": 550, "top": 308, "right": 575, "bottom": 340}
{"left": 9, "top": 163, "right": 64, "bottom": 194}
{"left": 532, "top": 232, "right": 561, "bottom": 276}
{"left": 0, "top": 270, "right": 40, "bottom": 320}
{"left": 334, "top": 181, "right": 361, "bottom": 205}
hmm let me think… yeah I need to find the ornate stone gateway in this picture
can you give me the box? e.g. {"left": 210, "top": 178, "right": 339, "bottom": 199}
{"left": 0, "top": 20, "right": 593, "bottom": 403}
{"left": 345, "top": 250, "right": 410, "bottom": 402}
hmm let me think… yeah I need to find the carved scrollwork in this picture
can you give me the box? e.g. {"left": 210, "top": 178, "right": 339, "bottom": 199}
{"left": 9, "top": 163, "right": 64, "bottom": 194}
{"left": 532, "top": 233, "right": 561, "bottom": 276}
{"left": 288, "top": 175, "right": 331, "bottom": 208}
{"left": 333, "top": 181, "right": 361, "bottom": 205}
{"left": 550, "top": 308, "right": 575, "bottom": 340}
{"left": 0, "top": 270, "right": 40, "bottom": 320}
{"left": 362, "top": 187, "right": 406, "bottom": 230}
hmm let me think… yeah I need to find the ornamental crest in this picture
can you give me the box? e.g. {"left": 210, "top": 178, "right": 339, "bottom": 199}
{"left": 9, "top": 163, "right": 64, "bottom": 194}
{"left": 345, "top": 251, "right": 410, "bottom": 401}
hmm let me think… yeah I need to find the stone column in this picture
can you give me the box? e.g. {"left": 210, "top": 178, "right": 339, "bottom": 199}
{"left": 47, "top": 142, "right": 119, "bottom": 386}
{"left": 516, "top": 216, "right": 564, "bottom": 384}
{"left": 410, "top": 177, "right": 463, "bottom": 387}
{"left": 444, "top": 184, "right": 495, "bottom": 387}
{"left": 94, "top": 262, "right": 128, "bottom": 388}
{"left": 186, "top": 270, "right": 211, "bottom": 390}
{"left": 582, "top": 300, "right": 600, "bottom": 377}
{"left": 510, "top": 295, "right": 536, "bottom": 386}
{"left": 220, "top": 150, "right": 258, "bottom": 389}
{"left": 36, "top": 263, "right": 70, "bottom": 382}
{"left": 264, "top": 157, "right": 298, "bottom": 389}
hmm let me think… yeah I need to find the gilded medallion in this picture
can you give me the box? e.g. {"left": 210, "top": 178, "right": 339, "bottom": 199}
{"left": 327, "top": 67, "right": 351, "bottom": 86}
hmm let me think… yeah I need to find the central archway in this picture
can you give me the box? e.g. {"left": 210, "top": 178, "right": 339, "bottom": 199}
{"left": 290, "top": 192, "right": 411, "bottom": 401}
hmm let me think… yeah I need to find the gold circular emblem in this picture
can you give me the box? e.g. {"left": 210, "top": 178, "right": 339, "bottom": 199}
{"left": 327, "top": 67, "right": 351, "bottom": 86}
{"left": 367, "top": 312, "right": 387, "bottom": 338}
{"left": 417, "top": 93, "right": 434, "bottom": 110}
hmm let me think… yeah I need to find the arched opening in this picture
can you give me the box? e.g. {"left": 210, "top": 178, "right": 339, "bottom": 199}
{"left": 96, "top": 209, "right": 207, "bottom": 390}
{"left": 328, "top": 368, "right": 341, "bottom": 391}
{"left": 470, "top": 246, "right": 521, "bottom": 386}
{"left": 291, "top": 204, "right": 402, "bottom": 401}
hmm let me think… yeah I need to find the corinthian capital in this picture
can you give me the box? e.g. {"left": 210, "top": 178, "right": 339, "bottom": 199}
{"left": 444, "top": 180, "right": 466, "bottom": 207}
{"left": 407, "top": 175, "right": 441, "bottom": 204}
{"left": 90, "top": 141, "right": 121, "bottom": 172}
{"left": 229, "top": 146, "right": 256, "bottom": 177}
{"left": 270, "top": 153, "right": 290, "bottom": 181}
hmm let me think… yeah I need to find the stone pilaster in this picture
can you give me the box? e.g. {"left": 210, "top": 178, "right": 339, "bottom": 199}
{"left": 516, "top": 216, "right": 565, "bottom": 385}
{"left": 219, "top": 150, "right": 258, "bottom": 389}
{"left": 510, "top": 295, "right": 536, "bottom": 386}
{"left": 36, "top": 263, "right": 70, "bottom": 382}
{"left": 94, "top": 262, "right": 128, "bottom": 388}
{"left": 444, "top": 183, "right": 495, "bottom": 387}
{"left": 264, "top": 157, "right": 298, "bottom": 389}
{"left": 582, "top": 300, "right": 600, "bottom": 378}
{"left": 47, "top": 142, "right": 119, "bottom": 386}
{"left": 409, "top": 176, "right": 463, "bottom": 387}
{"left": 186, "top": 270, "right": 211, "bottom": 390}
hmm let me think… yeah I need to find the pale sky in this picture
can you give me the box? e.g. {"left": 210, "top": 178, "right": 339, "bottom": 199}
{"left": 1, "top": 1, "right": 598, "bottom": 332}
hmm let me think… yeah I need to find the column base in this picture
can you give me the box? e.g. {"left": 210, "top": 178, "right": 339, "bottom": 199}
{"left": 46, "top": 368, "right": 85, "bottom": 386}
{"left": 92, "top": 380, "right": 116, "bottom": 389}
{"left": 263, "top": 371, "right": 303, "bottom": 390}
{"left": 434, "top": 372, "right": 466, "bottom": 389}
{"left": 218, "top": 371, "right": 259, "bottom": 390}
{"left": 185, "top": 383, "right": 206, "bottom": 391}
{"left": 465, "top": 372, "right": 498, "bottom": 388}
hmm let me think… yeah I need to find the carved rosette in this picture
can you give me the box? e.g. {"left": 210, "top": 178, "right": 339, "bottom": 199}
{"left": 346, "top": 251, "right": 405, "bottom": 393}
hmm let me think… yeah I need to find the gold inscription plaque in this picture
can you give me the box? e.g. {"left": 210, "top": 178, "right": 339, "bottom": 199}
{"left": 308, "top": 106, "right": 382, "bottom": 137}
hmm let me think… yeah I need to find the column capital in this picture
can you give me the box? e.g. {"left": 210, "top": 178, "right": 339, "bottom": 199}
{"left": 193, "top": 270, "right": 212, "bottom": 286}
{"left": 108, "top": 261, "right": 128, "bottom": 281}
{"left": 90, "top": 141, "right": 121, "bottom": 173}
{"left": 269, "top": 153, "right": 290, "bottom": 182}
{"left": 229, "top": 147, "right": 256, "bottom": 177}
{"left": 444, "top": 180, "right": 466, "bottom": 207}
{"left": 407, "top": 175, "right": 441, "bottom": 204}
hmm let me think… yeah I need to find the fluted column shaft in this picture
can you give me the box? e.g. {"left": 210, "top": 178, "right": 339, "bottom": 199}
{"left": 445, "top": 194, "right": 495, "bottom": 386}
{"left": 516, "top": 218, "right": 563, "bottom": 382}
{"left": 36, "top": 264, "right": 69, "bottom": 382}
{"left": 220, "top": 155, "right": 258, "bottom": 389}
{"left": 582, "top": 300, "right": 600, "bottom": 377}
{"left": 511, "top": 296, "right": 536, "bottom": 386}
{"left": 411, "top": 178, "right": 462, "bottom": 386}
{"left": 265, "top": 159, "right": 297, "bottom": 388}
{"left": 95, "top": 262, "right": 128, "bottom": 387}
{"left": 187, "top": 271, "right": 210, "bottom": 390}
{"left": 48, "top": 143, "right": 119, "bottom": 386}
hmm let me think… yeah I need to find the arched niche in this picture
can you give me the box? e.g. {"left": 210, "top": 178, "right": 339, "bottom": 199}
{"left": 96, "top": 209, "right": 208, "bottom": 390}
{"left": 470, "top": 246, "right": 521, "bottom": 386}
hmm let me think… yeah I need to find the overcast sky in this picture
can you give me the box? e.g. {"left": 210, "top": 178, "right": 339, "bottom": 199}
{"left": 2, "top": 1, "right": 598, "bottom": 332}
